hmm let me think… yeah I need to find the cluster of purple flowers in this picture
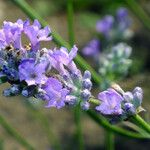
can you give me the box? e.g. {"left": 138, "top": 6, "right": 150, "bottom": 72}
{"left": 0, "top": 19, "right": 92, "bottom": 109}
{"left": 96, "top": 7, "right": 133, "bottom": 41}
{"left": 0, "top": 19, "right": 144, "bottom": 123}
{"left": 96, "top": 84, "right": 144, "bottom": 123}
{"left": 82, "top": 7, "right": 133, "bottom": 57}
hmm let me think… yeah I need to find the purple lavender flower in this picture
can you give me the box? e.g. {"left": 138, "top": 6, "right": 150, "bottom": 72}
{"left": 82, "top": 39, "right": 100, "bottom": 56}
{"left": 24, "top": 19, "right": 52, "bottom": 50}
{"left": 0, "top": 19, "right": 24, "bottom": 49}
{"left": 116, "top": 8, "right": 131, "bottom": 31}
{"left": 49, "top": 45, "right": 79, "bottom": 75}
{"left": 96, "top": 15, "right": 114, "bottom": 37}
{"left": 117, "top": 8, "right": 128, "bottom": 21}
{"left": 42, "top": 77, "right": 69, "bottom": 109}
{"left": 96, "top": 88, "right": 123, "bottom": 115}
{"left": 18, "top": 58, "right": 48, "bottom": 85}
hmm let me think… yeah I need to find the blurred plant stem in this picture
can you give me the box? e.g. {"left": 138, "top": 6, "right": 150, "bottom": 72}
{"left": 24, "top": 100, "right": 61, "bottom": 150}
{"left": 74, "top": 105, "right": 84, "bottom": 150}
{"left": 125, "top": 0, "right": 150, "bottom": 31}
{"left": 0, "top": 114, "right": 34, "bottom": 150}
{"left": 131, "top": 115, "right": 150, "bottom": 134}
{"left": 105, "top": 131, "right": 114, "bottom": 150}
{"left": 67, "top": 0, "right": 84, "bottom": 149}
{"left": 67, "top": 0, "right": 75, "bottom": 47}
{"left": 12, "top": 0, "right": 150, "bottom": 139}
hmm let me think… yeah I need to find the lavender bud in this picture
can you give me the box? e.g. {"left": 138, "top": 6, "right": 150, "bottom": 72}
{"left": 82, "top": 78, "right": 92, "bottom": 90}
{"left": 10, "top": 85, "right": 20, "bottom": 95}
{"left": 81, "top": 89, "right": 91, "bottom": 101}
{"left": 83, "top": 70, "right": 91, "bottom": 79}
{"left": 22, "top": 90, "right": 29, "bottom": 97}
{"left": 133, "top": 92, "right": 143, "bottom": 107}
{"left": 3, "top": 89, "right": 11, "bottom": 97}
{"left": 133, "top": 87, "right": 143, "bottom": 94}
{"left": 80, "top": 102, "right": 90, "bottom": 110}
{"left": 123, "top": 91, "right": 133, "bottom": 102}
{"left": 124, "top": 103, "right": 135, "bottom": 115}
{"left": 65, "top": 95, "right": 78, "bottom": 106}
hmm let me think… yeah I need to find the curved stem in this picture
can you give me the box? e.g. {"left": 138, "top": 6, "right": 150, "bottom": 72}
{"left": 86, "top": 110, "right": 150, "bottom": 139}
{"left": 130, "top": 114, "right": 150, "bottom": 134}
{"left": 0, "top": 114, "right": 34, "bottom": 150}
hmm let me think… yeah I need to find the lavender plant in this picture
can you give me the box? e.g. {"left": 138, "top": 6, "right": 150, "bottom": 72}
{"left": 0, "top": 1, "right": 150, "bottom": 149}
{"left": 0, "top": 19, "right": 92, "bottom": 110}
{"left": 82, "top": 8, "right": 133, "bottom": 90}
{"left": 0, "top": 19, "right": 145, "bottom": 123}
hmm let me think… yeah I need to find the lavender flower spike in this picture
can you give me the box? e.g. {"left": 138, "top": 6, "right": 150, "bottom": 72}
{"left": 96, "top": 15, "right": 114, "bottom": 37}
{"left": 96, "top": 88, "right": 124, "bottom": 115}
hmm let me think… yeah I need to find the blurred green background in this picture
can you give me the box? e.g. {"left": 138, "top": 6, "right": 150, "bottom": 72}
{"left": 0, "top": 0, "right": 150, "bottom": 149}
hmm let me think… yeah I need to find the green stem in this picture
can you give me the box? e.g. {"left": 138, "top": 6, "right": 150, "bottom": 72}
{"left": 125, "top": 0, "right": 150, "bottom": 31}
{"left": 24, "top": 101, "right": 61, "bottom": 150}
{"left": 130, "top": 114, "right": 150, "bottom": 134}
{"left": 105, "top": 131, "right": 114, "bottom": 150}
{"left": 0, "top": 114, "right": 34, "bottom": 150}
{"left": 67, "top": 0, "right": 75, "bottom": 46}
{"left": 86, "top": 110, "right": 150, "bottom": 139}
{"left": 74, "top": 106, "right": 84, "bottom": 150}
{"left": 67, "top": 1, "right": 84, "bottom": 149}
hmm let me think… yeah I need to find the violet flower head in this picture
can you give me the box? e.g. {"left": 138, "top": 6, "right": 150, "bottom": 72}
{"left": 82, "top": 39, "right": 100, "bottom": 56}
{"left": 42, "top": 77, "right": 69, "bottom": 109}
{"left": 96, "top": 88, "right": 123, "bottom": 115}
{"left": 117, "top": 8, "right": 128, "bottom": 21}
{"left": 96, "top": 15, "right": 114, "bottom": 37}
{"left": 116, "top": 7, "right": 131, "bottom": 31}
{"left": 0, "top": 19, "right": 24, "bottom": 49}
{"left": 24, "top": 19, "right": 52, "bottom": 50}
{"left": 18, "top": 58, "right": 48, "bottom": 86}
{"left": 49, "top": 45, "right": 79, "bottom": 75}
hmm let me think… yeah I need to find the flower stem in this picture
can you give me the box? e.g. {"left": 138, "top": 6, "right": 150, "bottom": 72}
{"left": 105, "top": 131, "right": 115, "bottom": 150}
{"left": 86, "top": 110, "right": 150, "bottom": 139}
{"left": 67, "top": 0, "right": 84, "bottom": 149}
{"left": 67, "top": 0, "right": 75, "bottom": 47}
{"left": 130, "top": 114, "right": 150, "bottom": 134}
{"left": 74, "top": 105, "right": 84, "bottom": 150}
{"left": 0, "top": 114, "right": 34, "bottom": 150}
